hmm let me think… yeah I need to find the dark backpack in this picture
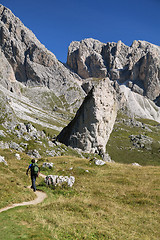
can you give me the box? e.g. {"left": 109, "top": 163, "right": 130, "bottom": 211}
{"left": 31, "top": 163, "right": 39, "bottom": 175}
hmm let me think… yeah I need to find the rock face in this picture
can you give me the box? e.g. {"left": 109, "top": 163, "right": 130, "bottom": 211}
{"left": 67, "top": 38, "right": 160, "bottom": 103}
{"left": 0, "top": 4, "right": 85, "bottom": 110}
{"left": 67, "top": 39, "right": 107, "bottom": 79}
{"left": 120, "top": 85, "right": 160, "bottom": 122}
{"left": 57, "top": 78, "right": 117, "bottom": 153}
{"left": 0, "top": 4, "right": 160, "bottom": 156}
{"left": 0, "top": 48, "right": 20, "bottom": 93}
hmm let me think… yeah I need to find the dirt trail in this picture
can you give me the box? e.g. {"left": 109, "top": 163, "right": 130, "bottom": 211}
{"left": 0, "top": 173, "right": 47, "bottom": 213}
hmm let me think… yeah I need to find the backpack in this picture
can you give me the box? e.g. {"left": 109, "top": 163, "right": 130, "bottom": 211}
{"left": 32, "top": 163, "right": 39, "bottom": 175}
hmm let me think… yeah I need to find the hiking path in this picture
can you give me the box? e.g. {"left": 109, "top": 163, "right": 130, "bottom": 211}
{"left": 0, "top": 173, "right": 47, "bottom": 213}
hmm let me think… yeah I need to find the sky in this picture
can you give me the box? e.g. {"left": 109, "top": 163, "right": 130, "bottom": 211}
{"left": 0, "top": 0, "right": 160, "bottom": 62}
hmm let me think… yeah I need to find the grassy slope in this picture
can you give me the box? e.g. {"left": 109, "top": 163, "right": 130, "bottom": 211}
{"left": 107, "top": 114, "right": 160, "bottom": 166}
{"left": 0, "top": 109, "right": 160, "bottom": 239}
{"left": 0, "top": 149, "right": 36, "bottom": 209}
{"left": 0, "top": 155, "right": 160, "bottom": 240}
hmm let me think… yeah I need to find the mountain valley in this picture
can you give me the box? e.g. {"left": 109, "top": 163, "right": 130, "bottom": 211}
{"left": 0, "top": 4, "right": 160, "bottom": 240}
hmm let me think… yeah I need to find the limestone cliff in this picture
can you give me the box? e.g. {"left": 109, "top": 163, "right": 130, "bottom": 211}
{"left": 0, "top": 3, "right": 160, "bottom": 156}
{"left": 67, "top": 38, "right": 160, "bottom": 104}
{"left": 57, "top": 78, "right": 117, "bottom": 153}
{"left": 0, "top": 4, "right": 85, "bottom": 111}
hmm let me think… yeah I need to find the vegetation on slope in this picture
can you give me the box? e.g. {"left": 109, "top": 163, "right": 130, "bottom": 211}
{"left": 0, "top": 155, "right": 160, "bottom": 239}
{"left": 0, "top": 107, "right": 160, "bottom": 239}
{"left": 0, "top": 149, "right": 35, "bottom": 209}
{"left": 107, "top": 112, "right": 160, "bottom": 166}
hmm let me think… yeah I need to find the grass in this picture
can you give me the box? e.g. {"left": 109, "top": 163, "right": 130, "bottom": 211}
{"left": 0, "top": 109, "right": 160, "bottom": 239}
{"left": 0, "top": 149, "right": 36, "bottom": 209}
{"left": 0, "top": 154, "right": 160, "bottom": 239}
{"left": 107, "top": 113, "right": 160, "bottom": 166}
{"left": 22, "top": 87, "right": 76, "bottom": 120}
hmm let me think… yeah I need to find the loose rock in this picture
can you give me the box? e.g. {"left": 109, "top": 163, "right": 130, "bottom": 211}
{"left": 15, "top": 153, "right": 21, "bottom": 160}
{"left": 42, "top": 162, "right": 54, "bottom": 168}
{"left": 0, "top": 155, "right": 8, "bottom": 165}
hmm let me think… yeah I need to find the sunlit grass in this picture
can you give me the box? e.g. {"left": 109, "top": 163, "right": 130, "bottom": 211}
{"left": 0, "top": 154, "right": 160, "bottom": 239}
{"left": 107, "top": 114, "right": 160, "bottom": 166}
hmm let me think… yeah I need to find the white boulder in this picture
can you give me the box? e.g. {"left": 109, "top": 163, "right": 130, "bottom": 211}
{"left": 0, "top": 155, "right": 8, "bottom": 165}
{"left": 132, "top": 163, "right": 142, "bottom": 167}
{"left": 45, "top": 175, "right": 75, "bottom": 187}
{"left": 42, "top": 162, "right": 54, "bottom": 168}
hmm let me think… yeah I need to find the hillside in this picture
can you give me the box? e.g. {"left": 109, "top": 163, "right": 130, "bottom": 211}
{"left": 0, "top": 4, "right": 86, "bottom": 129}
{"left": 0, "top": 4, "right": 160, "bottom": 239}
{"left": 0, "top": 4, "right": 160, "bottom": 155}
{"left": 0, "top": 152, "right": 160, "bottom": 239}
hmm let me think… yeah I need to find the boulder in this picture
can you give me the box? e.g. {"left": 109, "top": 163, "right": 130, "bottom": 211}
{"left": 45, "top": 175, "right": 75, "bottom": 187}
{"left": 27, "top": 149, "right": 41, "bottom": 158}
{"left": 0, "top": 130, "right": 6, "bottom": 137}
{"left": 90, "top": 158, "right": 106, "bottom": 166}
{"left": 0, "top": 155, "right": 7, "bottom": 165}
{"left": 46, "top": 149, "right": 57, "bottom": 157}
{"left": 9, "top": 141, "right": 24, "bottom": 152}
{"left": 0, "top": 141, "right": 9, "bottom": 149}
{"left": 57, "top": 78, "right": 118, "bottom": 153}
{"left": 94, "top": 159, "right": 106, "bottom": 166}
{"left": 132, "top": 163, "right": 142, "bottom": 167}
{"left": 15, "top": 153, "right": 21, "bottom": 160}
{"left": 42, "top": 162, "right": 53, "bottom": 168}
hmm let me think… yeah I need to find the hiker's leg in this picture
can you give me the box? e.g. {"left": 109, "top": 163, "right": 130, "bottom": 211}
{"left": 31, "top": 175, "right": 33, "bottom": 188}
{"left": 32, "top": 175, "right": 37, "bottom": 192}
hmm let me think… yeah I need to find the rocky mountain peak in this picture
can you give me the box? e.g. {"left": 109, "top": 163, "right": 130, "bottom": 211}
{"left": 67, "top": 38, "right": 160, "bottom": 103}
{"left": 0, "top": 4, "right": 160, "bottom": 157}
{"left": 0, "top": 4, "right": 85, "bottom": 112}
{"left": 0, "top": 4, "right": 61, "bottom": 82}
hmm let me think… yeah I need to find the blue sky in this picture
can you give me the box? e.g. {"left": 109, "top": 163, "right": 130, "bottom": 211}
{"left": 1, "top": 0, "right": 160, "bottom": 62}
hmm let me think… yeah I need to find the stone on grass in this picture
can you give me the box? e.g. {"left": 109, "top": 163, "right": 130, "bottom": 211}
{"left": 15, "top": 153, "right": 21, "bottom": 160}
{"left": 48, "top": 141, "right": 54, "bottom": 147}
{"left": 45, "top": 175, "right": 75, "bottom": 187}
{"left": 9, "top": 141, "right": 24, "bottom": 152}
{"left": 132, "top": 163, "right": 142, "bottom": 167}
{"left": 27, "top": 149, "right": 41, "bottom": 158}
{"left": 42, "top": 162, "right": 54, "bottom": 168}
{"left": 0, "top": 155, "right": 8, "bottom": 165}
{"left": 0, "top": 130, "right": 6, "bottom": 137}
{"left": 46, "top": 150, "right": 57, "bottom": 157}
{"left": 0, "top": 141, "right": 9, "bottom": 149}
{"left": 94, "top": 159, "right": 106, "bottom": 166}
{"left": 90, "top": 158, "right": 106, "bottom": 166}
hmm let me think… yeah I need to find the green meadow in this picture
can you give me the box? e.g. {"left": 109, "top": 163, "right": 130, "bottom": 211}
{"left": 0, "top": 151, "right": 160, "bottom": 240}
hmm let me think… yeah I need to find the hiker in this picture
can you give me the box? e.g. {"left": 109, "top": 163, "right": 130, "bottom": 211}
{"left": 26, "top": 159, "right": 40, "bottom": 192}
